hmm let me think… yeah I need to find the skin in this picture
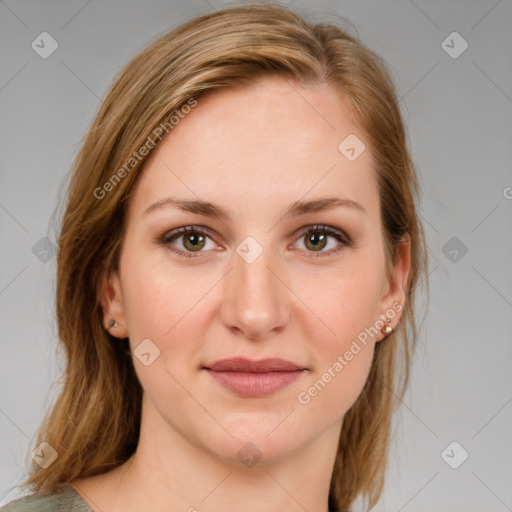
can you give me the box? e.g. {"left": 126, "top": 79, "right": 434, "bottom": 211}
{"left": 71, "top": 76, "right": 410, "bottom": 512}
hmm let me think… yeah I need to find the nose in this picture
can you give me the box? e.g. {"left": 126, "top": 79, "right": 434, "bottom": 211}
{"left": 220, "top": 246, "right": 290, "bottom": 340}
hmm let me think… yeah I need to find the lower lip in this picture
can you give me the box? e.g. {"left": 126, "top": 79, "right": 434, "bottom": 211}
{"left": 204, "top": 369, "right": 304, "bottom": 397}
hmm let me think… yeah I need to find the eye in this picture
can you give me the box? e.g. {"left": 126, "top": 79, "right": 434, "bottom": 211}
{"left": 292, "top": 225, "right": 353, "bottom": 257}
{"left": 159, "top": 224, "right": 353, "bottom": 259}
{"left": 159, "top": 226, "right": 219, "bottom": 258}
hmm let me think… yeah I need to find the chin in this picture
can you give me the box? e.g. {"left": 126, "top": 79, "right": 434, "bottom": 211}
{"left": 197, "top": 413, "right": 312, "bottom": 466}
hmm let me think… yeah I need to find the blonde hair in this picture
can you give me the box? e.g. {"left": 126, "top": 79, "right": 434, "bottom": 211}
{"left": 17, "top": 3, "right": 428, "bottom": 511}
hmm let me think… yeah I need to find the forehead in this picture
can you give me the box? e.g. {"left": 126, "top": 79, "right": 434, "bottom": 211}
{"left": 128, "top": 76, "right": 379, "bottom": 222}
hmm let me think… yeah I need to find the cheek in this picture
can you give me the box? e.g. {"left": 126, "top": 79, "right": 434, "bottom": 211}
{"left": 296, "top": 342, "right": 375, "bottom": 428}
{"left": 293, "top": 254, "right": 385, "bottom": 348}
{"left": 295, "top": 274, "right": 381, "bottom": 414}
{"left": 291, "top": 260, "right": 383, "bottom": 417}
{"left": 120, "top": 246, "right": 215, "bottom": 341}
{"left": 122, "top": 263, "right": 209, "bottom": 406}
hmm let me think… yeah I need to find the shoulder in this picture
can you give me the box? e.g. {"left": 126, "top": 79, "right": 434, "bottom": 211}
{"left": 0, "top": 484, "right": 92, "bottom": 512}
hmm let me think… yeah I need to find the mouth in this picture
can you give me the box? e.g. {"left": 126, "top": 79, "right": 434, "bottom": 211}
{"left": 202, "top": 357, "right": 307, "bottom": 397}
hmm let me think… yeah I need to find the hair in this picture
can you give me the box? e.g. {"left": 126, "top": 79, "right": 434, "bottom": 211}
{"left": 16, "top": 3, "right": 428, "bottom": 511}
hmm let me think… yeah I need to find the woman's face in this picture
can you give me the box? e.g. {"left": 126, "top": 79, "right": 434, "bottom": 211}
{"left": 103, "top": 76, "right": 409, "bottom": 465}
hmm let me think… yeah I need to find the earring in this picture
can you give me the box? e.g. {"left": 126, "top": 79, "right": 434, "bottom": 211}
{"left": 107, "top": 319, "right": 119, "bottom": 330}
{"left": 381, "top": 317, "right": 393, "bottom": 335}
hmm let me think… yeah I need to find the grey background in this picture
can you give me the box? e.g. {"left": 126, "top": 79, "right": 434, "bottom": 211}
{"left": 1, "top": 0, "right": 511, "bottom": 510}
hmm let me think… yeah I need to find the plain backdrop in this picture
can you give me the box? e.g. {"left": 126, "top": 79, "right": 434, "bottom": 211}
{"left": 1, "top": 1, "right": 511, "bottom": 511}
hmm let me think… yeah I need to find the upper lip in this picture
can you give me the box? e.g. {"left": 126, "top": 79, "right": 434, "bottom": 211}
{"left": 204, "top": 357, "right": 305, "bottom": 373}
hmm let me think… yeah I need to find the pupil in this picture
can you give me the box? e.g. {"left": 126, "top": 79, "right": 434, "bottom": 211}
{"left": 186, "top": 233, "right": 204, "bottom": 250}
{"left": 308, "top": 232, "right": 326, "bottom": 251}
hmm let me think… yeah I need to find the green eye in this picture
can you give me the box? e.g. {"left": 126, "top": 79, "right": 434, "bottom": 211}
{"left": 160, "top": 226, "right": 217, "bottom": 258}
{"left": 293, "top": 225, "right": 353, "bottom": 257}
{"left": 159, "top": 224, "right": 353, "bottom": 259}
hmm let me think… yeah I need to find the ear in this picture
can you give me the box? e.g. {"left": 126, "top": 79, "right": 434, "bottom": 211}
{"left": 375, "top": 235, "right": 411, "bottom": 342}
{"left": 100, "top": 268, "right": 129, "bottom": 338}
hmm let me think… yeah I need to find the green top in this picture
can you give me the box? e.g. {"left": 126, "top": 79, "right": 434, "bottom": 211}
{"left": 0, "top": 484, "right": 92, "bottom": 512}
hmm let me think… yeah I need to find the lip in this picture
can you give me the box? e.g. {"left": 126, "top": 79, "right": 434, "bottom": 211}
{"left": 203, "top": 357, "right": 307, "bottom": 397}
{"left": 205, "top": 357, "right": 305, "bottom": 373}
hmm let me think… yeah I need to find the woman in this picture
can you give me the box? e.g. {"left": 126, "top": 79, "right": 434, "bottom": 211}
{"left": 1, "top": 3, "right": 428, "bottom": 511}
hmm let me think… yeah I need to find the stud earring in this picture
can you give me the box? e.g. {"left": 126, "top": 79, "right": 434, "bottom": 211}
{"left": 107, "top": 319, "right": 118, "bottom": 329}
{"left": 381, "top": 317, "right": 393, "bottom": 335}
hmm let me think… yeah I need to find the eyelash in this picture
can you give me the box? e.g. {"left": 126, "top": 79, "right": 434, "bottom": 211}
{"left": 158, "top": 224, "right": 354, "bottom": 259}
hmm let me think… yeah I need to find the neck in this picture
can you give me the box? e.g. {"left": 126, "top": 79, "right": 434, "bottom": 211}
{"left": 83, "top": 394, "right": 341, "bottom": 512}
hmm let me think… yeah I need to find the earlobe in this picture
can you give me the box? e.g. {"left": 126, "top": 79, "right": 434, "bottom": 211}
{"left": 100, "top": 268, "right": 128, "bottom": 338}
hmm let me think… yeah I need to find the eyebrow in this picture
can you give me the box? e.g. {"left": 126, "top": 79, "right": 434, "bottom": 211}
{"left": 142, "top": 196, "right": 366, "bottom": 220}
